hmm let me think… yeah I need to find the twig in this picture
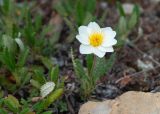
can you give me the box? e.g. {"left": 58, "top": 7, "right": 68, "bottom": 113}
{"left": 65, "top": 95, "right": 75, "bottom": 114}
{"left": 126, "top": 39, "right": 160, "bottom": 66}
{"left": 128, "top": 65, "right": 160, "bottom": 77}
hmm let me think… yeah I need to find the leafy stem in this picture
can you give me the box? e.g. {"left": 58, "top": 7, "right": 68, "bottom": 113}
{"left": 89, "top": 54, "right": 96, "bottom": 77}
{"left": 89, "top": 54, "right": 97, "bottom": 89}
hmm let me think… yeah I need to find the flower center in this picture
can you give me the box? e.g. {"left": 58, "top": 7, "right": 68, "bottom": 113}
{"left": 89, "top": 32, "right": 103, "bottom": 47}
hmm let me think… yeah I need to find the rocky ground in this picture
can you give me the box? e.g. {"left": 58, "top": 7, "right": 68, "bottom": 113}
{"left": 78, "top": 0, "right": 160, "bottom": 113}
{"left": 5, "top": 0, "right": 160, "bottom": 113}
{"left": 64, "top": 0, "right": 160, "bottom": 113}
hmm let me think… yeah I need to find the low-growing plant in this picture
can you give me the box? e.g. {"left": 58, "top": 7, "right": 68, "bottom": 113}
{"left": 0, "top": 94, "right": 56, "bottom": 114}
{"left": 0, "top": 34, "right": 30, "bottom": 91}
{"left": 116, "top": 2, "right": 140, "bottom": 46}
{"left": 0, "top": 0, "right": 66, "bottom": 113}
{"left": 72, "top": 22, "right": 117, "bottom": 99}
{"left": 0, "top": 0, "right": 56, "bottom": 55}
{"left": 0, "top": 65, "right": 65, "bottom": 114}
{"left": 71, "top": 2, "right": 140, "bottom": 99}
{"left": 0, "top": 0, "right": 141, "bottom": 113}
{"left": 30, "top": 66, "right": 65, "bottom": 113}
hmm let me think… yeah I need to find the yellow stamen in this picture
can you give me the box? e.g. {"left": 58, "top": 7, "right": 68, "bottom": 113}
{"left": 89, "top": 32, "right": 103, "bottom": 47}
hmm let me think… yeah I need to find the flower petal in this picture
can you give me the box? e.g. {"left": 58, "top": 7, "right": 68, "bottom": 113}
{"left": 93, "top": 48, "right": 106, "bottom": 58}
{"left": 105, "top": 47, "right": 114, "bottom": 52}
{"left": 97, "top": 46, "right": 107, "bottom": 52}
{"left": 79, "top": 44, "right": 93, "bottom": 54}
{"left": 98, "top": 46, "right": 114, "bottom": 52}
{"left": 101, "top": 28, "right": 117, "bottom": 47}
{"left": 102, "top": 38, "right": 117, "bottom": 47}
{"left": 88, "top": 22, "right": 101, "bottom": 33}
{"left": 78, "top": 26, "right": 91, "bottom": 35}
{"left": 76, "top": 35, "right": 89, "bottom": 45}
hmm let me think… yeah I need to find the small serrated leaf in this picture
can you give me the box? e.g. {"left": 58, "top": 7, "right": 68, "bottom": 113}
{"left": 33, "top": 70, "right": 46, "bottom": 84}
{"left": 44, "top": 88, "right": 64, "bottom": 108}
{"left": 17, "top": 48, "right": 29, "bottom": 68}
{"left": 50, "top": 66, "right": 59, "bottom": 84}
{"left": 128, "top": 4, "right": 140, "bottom": 29}
{"left": 4, "top": 95, "right": 20, "bottom": 113}
{"left": 40, "top": 57, "right": 53, "bottom": 70}
{"left": 30, "top": 79, "right": 41, "bottom": 89}
{"left": 74, "top": 59, "right": 88, "bottom": 80}
{"left": 91, "top": 57, "right": 107, "bottom": 82}
{"left": 116, "top": 1, "right": 126, "bottom": 17}
{"left": 117, "top": 16, "right": 127, "bottom": 37}
{"left": 2, "top": 34, "right": 17, "bottom": 53}
{"left": 92, "top": 54, "right": 116, "bottom": 83}
{"left": 7, "top": 95, "right": 20, "bottom": 108}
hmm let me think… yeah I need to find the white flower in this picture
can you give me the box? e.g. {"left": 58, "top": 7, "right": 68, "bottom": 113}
{"left": 76, "top": 22, "right": 117, "bottom": 58}
{"left": 40, "top": 82, "right": 55, "bottom": 98}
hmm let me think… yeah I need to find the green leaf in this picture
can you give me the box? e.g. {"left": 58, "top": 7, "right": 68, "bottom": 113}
{"left": 33, "top": 100, "right": 46, "bottom": 113}
{"left": 24, "top": 11, "right": 35, "bottom": 46}
{"left": 12, "top": 70, "right": 21, "bottom": 86}
{"left": 92, "top": 54, "right": 116, "bottom": 83}
{"left": 105, "top": 53, "right": 116, "bottom": 72}
{"left": 33, "top": 70, "right": 46, "bottom": 84}
{"left": 0, "top": 90, "right": 4, "bottom": 98}
{"left": 20, "top": 98, "right": 29, "bottom": 107}
{"left": 83, "top": 12, "right": 95, "bottom": 25}
{"left": 17, "top": 48, "right": 29, "bottom": 67}
{"left": 71, "top": 49, "right": 89, "bottom": 80}
{"left": 30, "top": 79, "right": 41, "bottom": 89}
{"left": 19, "top": 68, "right": 31, "bottom": 86}
{"left": 8, "top": 95, "right": 20, "bottom": 107}
{"left": 0, "top": 109, "right": 8, "bottom": 114}
{"left": 80, "top": 79, "right": 94, "bottom": 99}
{"left": 86, "top": 54, "right": 94, "bottom": 75}
{"left": 74, "top": 59, "right": 88, "bottom": 79}
{"left": 0, "top": 48, "right": 16, "bottom": 72}
{"left": 0, "top": 98, "right": 4, "bottom": 106}
{"left": 34, "top": 15, "right": 42, "bottom": 32}
{"left": 54, "top": 1, "right": 68, "bottom": 16}
{"left": 40, "top": 56, "right": 53, "bottom": 70}
{"left": 44, "top": 88, "right": 64, "bottom": 108}
{"left": 99, "top": 10, "right": 107, "bottom": 26}
{"left": 4, "top": 95, "right": 20, "bottom": 113}
{"left": 2, "top": 0, "right": 10, "bottom": 14}
{"left": 85, "top": 0, "right": 96, "bottom": 14}
{"left": 63, "top": 0, "right": 73, "bottom": 15}
{"left": 117, "top": 16, "right": 127, "bottom": 37}
{"left": 20, "top": 108, "right": 31, "bottom": 114}
{"left": 15, "top": 38, "right": 25, "bottom": 52}
{"left": 128, "top": 5, "right": 140, "bottom": 30}
{"left": 64, "top": 17, "right": 76, "bottom": 43}
{"left": 2, "top": 34, "right": 17, "bottom": 53}
{"left": 50, "top": 66, "right": 59, "bottom": 84}
{"left": 116, "top": 1, "right": 126, "bottom": 17}
{"left": 91, "top": 57, "right": 107, "bottom": 81}
{"left": 33, "top": 89, "right": 64, "bottom": 112}
{"left": 42, "top": 111, "right": 52, "bottom": 114}
{"left": 75, "top": 0, "right": 85, "bottom": 25}
{"left": 58, "top": 100, "right": 68, "bottom": 112}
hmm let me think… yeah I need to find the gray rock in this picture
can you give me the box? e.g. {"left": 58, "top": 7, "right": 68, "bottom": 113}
{"left": 79, "top": 91, "right": 160, "bottom": 114}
